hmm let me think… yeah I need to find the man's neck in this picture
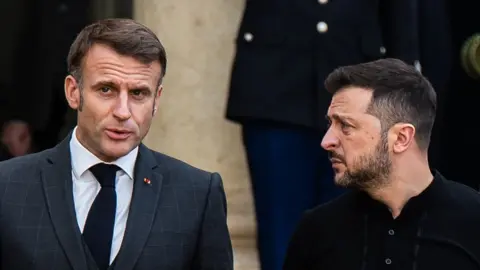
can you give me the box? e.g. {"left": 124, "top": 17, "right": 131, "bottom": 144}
{"left": 367, "top": 167, "right": 433, "bottom": 219}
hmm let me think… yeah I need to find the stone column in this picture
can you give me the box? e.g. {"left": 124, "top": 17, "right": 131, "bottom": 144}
{"left": 134, "top": 1, "right": 258, "bottom": 269}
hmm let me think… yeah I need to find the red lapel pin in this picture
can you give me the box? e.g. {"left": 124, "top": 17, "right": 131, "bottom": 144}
{"left": 143, "top": 178, "right": 151, "bottom": 185}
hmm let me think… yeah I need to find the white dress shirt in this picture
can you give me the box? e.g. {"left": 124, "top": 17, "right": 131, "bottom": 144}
{"left": 69, "top": 127, "right": 138, "bottom": 264}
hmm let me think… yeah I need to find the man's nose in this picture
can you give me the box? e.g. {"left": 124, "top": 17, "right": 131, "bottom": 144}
{"left": 321, "top": 128, "right": 339, "bottom": 151}
{"left": 113, "top": 92, "right": 132, "bottom": 120}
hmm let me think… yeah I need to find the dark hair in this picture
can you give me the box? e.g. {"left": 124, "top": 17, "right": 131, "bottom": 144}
{"left": 324, "top": 58, "right": 437, "bottom": 150}
{"left": 67, "top": 18, "right": 167, "bottom": 87}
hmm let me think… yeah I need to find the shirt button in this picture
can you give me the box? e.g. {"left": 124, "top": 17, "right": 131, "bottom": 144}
{"left": 385, "top": 258, "right": 392, "bottom": 265}
{"left": 318, "top": 0, "right": 328, "bottom": 4}
{"left": 388, "top": 229, "right": 395, "bottom": 235}
{"left": 317, "top": 21, "right": 328, "bottom": 33}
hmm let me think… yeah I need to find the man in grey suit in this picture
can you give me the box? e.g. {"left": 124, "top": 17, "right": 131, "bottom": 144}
{"left": 0, "top": 18, "right": 233, "bottom": 270}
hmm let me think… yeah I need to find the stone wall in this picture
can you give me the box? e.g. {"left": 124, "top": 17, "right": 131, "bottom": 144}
{"left": 133, "top": 0, "right": 259, "bottom": 268}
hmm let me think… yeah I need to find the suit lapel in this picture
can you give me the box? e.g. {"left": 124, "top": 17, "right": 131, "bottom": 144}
{"left": 113, "top": 144, "right": 163, "bottom": 270}
{"left": 41, "top": 135, "right": 89, "bottom": 270}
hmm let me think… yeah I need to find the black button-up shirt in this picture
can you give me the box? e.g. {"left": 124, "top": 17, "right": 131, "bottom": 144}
{"left": 284, "top": 171, "right": 480, "bottom": 270}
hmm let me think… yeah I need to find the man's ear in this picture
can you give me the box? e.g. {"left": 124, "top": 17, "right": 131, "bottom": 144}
{"left": 153, "top": 85, "right": 163, "bottom": 116}
{"left": 65, "top": 75, "right": 82, "bottom": 111}
{"left": 391, "top": 123, "right": 416, "bottom": 153}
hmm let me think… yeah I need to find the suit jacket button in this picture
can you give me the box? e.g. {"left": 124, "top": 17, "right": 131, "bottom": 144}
{"left": 317, "top": 21, "right": 328, "bottom": 33}
{"left": 244, "top": 32, "right": 254, "bottom": 42}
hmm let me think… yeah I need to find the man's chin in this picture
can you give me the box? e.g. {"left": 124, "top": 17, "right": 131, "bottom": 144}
{"left": 334, "top": 172, "right": 354, "bottom": 188}
{"left": 101, "top": 140, "right": 137, "bottom": 160}
{"left": 334, "top": 179, "right": 348, "bottom": 188}
{"left": 333, "top": 170, "right": 345, "bottom": 181}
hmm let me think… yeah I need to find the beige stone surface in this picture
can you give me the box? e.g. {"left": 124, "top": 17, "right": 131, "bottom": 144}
{"left": 134, "top": 0, "right": 259, "bottom": 269}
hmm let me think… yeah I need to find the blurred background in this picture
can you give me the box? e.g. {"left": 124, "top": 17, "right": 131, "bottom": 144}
{"left": 0, "top": 0, "right": 478, "bottom": 269}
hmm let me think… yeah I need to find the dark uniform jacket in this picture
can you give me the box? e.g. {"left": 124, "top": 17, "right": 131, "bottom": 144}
{"left": 226, "top": 0, "right": 420, "bottom": 130}
{"left": 416, "top": 0, "right": 452, "bottom": 172}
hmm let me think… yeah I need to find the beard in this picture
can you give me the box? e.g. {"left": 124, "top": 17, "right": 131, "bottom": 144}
{"left": 331, "top": 133, "right": 392, "bottom": 190}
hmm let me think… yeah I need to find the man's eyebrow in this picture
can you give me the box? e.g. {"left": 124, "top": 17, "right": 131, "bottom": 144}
{"left": 91, "top": 80, "right": 118, "bottom": 89}
{"left": 90, "top": 80, "right": 153, "bottom": 92}
{"left": 326, "top": 113, "right": 355, "bottom": 122}
{"left": 129, "top": 85, "right": 153, "bottom": 92}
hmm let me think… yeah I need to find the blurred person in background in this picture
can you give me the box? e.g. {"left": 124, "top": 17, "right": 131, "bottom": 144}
{"left": 226, "top": 1, "right": 422, "bottom": 269}
{"left": 0, "top": 0, "right": 89, "bottom": 159}
{"left": 0, "top": 0, "right": 34, "bottom": 158}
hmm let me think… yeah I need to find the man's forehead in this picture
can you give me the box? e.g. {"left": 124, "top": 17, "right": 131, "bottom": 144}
{"left": 328, "top": 87, "right": 372, "bottom": 114}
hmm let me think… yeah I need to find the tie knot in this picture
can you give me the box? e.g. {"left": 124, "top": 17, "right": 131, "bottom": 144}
{"left": 89, "top": 163, "right": 120, "bottom": 188}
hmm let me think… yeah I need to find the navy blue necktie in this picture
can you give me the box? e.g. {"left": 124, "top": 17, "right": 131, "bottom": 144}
{"left": 83, "top": 163, "right": 119, "bottom": 270}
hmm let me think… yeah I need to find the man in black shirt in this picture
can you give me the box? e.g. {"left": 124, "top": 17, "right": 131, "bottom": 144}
{"left": 283, "top": 58, "right": 480, "bottom": 270}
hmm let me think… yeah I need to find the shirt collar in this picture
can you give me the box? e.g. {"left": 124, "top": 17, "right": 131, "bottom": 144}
{"left": 69, "top": 126, "right": 138, "bottom": 179}
{"left": 356, "top": 169, "right": 445, "bottom": 218}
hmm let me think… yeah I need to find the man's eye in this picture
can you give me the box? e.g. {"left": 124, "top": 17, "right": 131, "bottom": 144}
{"left": 100, "top": 87, "right": 111, "bottom": 93}
{"left": 340, "top": 122, "right": 352, "bottom": 132}
{"left": 132, "top": 89, "right": 143, "bottom": 96}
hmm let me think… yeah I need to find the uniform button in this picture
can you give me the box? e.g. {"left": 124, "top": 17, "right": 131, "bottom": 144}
{"left": 318, "top": 0, "right": 328, "bottom": 4}
{"left": 317, "top": 21, "right": 328, "bottom": 33}
{"left": 388, "top": 229, "right": 395, "bottom": 235}
{"left": 414, "top": 60, "right": 422, "bottom": 73}
{"left": 380, "top": 46, "right": 386, "bottom": 55}
{"left": 244, "top": 32, "right": 254, "bottom": 42}
{"left": 385, "top": 258, "right": 392, "bottom": 265}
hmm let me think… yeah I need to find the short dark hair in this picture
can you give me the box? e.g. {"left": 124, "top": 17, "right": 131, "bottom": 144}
{"left": 324, "top": 58, "right": 437, "bottom": 150}
{"left": 67, "top": 18, "right": 167, "bottom": 87}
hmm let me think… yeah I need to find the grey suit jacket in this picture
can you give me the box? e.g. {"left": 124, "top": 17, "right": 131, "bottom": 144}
{"left": 0, "top": 135, "right": 233, "bottom": 270}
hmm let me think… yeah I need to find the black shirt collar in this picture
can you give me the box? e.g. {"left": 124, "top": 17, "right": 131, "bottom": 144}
{"left": 356, "top": 170, "right": 446, "bottom": 219}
